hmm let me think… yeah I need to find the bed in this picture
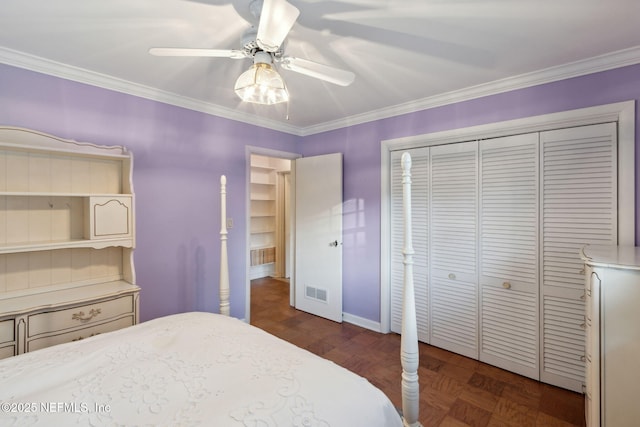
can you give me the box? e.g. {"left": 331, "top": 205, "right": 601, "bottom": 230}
{"left": 0, "top": 311, "right": 403, "bottom": 426}
{"left": 0, "top": 156, "right": 421, "bottom": 426}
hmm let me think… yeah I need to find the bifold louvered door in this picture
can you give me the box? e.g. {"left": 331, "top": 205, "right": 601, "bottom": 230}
{"left": 388, "top": 122, "right": 618, "bottom": 392}
{"left": 479, "top": 133, "right": 539, "bottom": 379}
{"left": 429, "top": 142, "right": 478, "bottom": 359}
{"left": 390, "top": 148, "right": 430, "bottom": 342}
{"left": 540, "top": 123, "right": 617, "bottom": 392}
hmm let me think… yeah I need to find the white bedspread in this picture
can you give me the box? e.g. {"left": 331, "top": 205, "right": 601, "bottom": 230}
{"left": 0, "top": 312, "right": 402, "bottom": 426}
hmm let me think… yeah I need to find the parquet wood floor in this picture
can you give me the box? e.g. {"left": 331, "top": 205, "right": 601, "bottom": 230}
{"left": 250, "top": 277, "right": 586, "bottom": 427}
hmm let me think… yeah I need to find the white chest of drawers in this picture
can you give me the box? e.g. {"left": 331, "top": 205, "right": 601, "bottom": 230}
{"left": 582, "top": 245, "right": 640, "bottom": 427}
{"left": 0, "top": 282, "right": 139, "bottom": 358}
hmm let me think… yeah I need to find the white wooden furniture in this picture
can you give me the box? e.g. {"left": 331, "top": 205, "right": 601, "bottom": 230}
{"left": 390, "top": 121, "right": 624, "bottom": 392}
{"left": 400, "top": 153, "right": 422, "bottom": 427}
{"left": 219, "top": 175, "right": 230, "bottom": 316}
{"left": 0, "top": 127, "right": 139, "bottom": 359}
{"left": 582, "top": 245, "right": 640, "bottom": 427}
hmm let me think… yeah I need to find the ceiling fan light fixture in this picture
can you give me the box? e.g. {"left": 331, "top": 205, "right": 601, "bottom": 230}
{"left": 234, "top": 61, "right": 289, "bottom": 105}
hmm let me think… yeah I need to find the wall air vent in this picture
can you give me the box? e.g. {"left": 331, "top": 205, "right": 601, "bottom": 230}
{"left": 305, "top": 285, "right": 328, "bottom": 303}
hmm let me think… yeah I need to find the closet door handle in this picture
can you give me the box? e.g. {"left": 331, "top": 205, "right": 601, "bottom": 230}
{"left": 329, "top": 240, "right": 339, "bottom": 247}
{"left": 502, "top": 282, "right": 511, "bottom": 289}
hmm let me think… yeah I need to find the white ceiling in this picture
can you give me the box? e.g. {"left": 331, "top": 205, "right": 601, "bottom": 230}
{"left": 1, "top": 0, "right": 640, "bottom": 135}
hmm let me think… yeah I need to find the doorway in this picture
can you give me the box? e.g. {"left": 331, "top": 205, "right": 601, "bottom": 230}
{"left": 245, "top": 149, "right": 344, "bottom": 324}
{"left": 249, "top": 154, "right": 291, "bottom": 281}
{"left": 245, "top": 148, "right": 299, "bottom": 322}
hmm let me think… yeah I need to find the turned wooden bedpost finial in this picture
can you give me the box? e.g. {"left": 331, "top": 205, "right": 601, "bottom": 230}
{"left": 401, "top": 153, "right": 422, "bottom": 427}
{"left": 219, "top": 175, "right": 230, "bottom": 316}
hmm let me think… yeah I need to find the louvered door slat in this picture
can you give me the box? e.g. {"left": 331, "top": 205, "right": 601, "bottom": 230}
{"left": 390, "top": 148, "right": 429, "bottom": 342}
{"left": 429, "top": 141, "right": 478, "bottom": 358}
{"left": 543, "top": 294, "right": 586, "bottom": 382}
{"left": 540, "top": 122, "right": 617, "bottom": 392}
{"left": 431, "top": 277, "right": 477, "bottom": 356}
{"left": 479, "top": 133, "right": 539, "bottom": 380}
{"left": 481, "top": 286, "right": 538, "bottom": 376}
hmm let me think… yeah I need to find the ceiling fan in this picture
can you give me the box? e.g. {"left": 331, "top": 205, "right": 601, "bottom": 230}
{"left": 149, "top": 0, "right": 356, "bottom": 105}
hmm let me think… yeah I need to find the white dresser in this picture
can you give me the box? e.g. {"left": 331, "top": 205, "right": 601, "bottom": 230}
{"left": 0, "top": 127, "right": 139, "bottom": 359}
{"left": 582, "top": 245, "right": 640, "bottom": 427}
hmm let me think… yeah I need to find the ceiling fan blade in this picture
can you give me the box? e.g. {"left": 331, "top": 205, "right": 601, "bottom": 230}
{"left": 280, "top": 57, "right": 355, "bottom": 87}
{"left": 148, "top": 47, "right": 246, "bottom": 59}
{"left": 256, "top": 0, "right": 300, "bottom": 52}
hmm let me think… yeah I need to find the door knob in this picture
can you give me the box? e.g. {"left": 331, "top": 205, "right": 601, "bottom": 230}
{"left": 329, "top": 240, "right": 339, "bottom": 247}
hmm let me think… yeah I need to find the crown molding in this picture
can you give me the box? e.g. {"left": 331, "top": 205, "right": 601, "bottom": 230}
{"left": 0, "top": 47, "right": 302, "bottom": 136}
{"left": 2, "top": 45, "right": 639, "bottom": 137}
{"left": 300, "top": 45, "right": 640, "bottom": 136}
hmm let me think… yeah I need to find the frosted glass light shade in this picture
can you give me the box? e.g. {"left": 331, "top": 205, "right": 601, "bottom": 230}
{"left": 234, "top": 63, "right": 289, "bottom": 105}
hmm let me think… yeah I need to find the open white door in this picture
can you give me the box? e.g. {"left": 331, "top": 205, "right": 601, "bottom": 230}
{"left": 295, "top": 153, "right": 343, "bottom": 322}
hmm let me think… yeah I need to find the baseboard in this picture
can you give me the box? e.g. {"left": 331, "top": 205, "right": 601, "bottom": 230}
{"left": 342, "top": 312, "right": 382, "bottom": 333}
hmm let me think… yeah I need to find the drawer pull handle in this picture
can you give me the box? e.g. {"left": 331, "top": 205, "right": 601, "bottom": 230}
{"left": 72, "top": 308, "right": 101, "bottom": 322}
{"left": 448, "top": 273, "right": 456, "bottom": 280}
{"left": 502, "top": 282, "right": 511, "bottom": 289}
{"left": 72, "top": 332, "right": 100, "bottom": 342}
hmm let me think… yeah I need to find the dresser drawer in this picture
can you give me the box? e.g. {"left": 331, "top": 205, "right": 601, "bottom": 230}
{"left": 27, "top": 316, "right": 134, "bottom": 352}
{"left": 0, "top": 319, "right": 15, "bottom": 345}
{"left": 0, "top": 344, "right": 16, "bottom": 360}
{"left": 27, "top": 294, "right": 135, "bottom": 337}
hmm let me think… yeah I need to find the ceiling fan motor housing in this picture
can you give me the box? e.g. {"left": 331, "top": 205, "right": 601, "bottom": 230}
{"left": 241, "top": 27, "right": 284, "bottom": 59}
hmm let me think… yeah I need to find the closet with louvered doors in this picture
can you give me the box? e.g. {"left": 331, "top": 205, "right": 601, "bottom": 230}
{"left": 388, "top": 121, "right": 620, "bottom": 392}
{"left": 479, "top": 133, "right": 539, "bottom": 380}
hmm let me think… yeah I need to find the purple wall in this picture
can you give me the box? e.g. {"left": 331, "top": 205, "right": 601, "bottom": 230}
{"left": 0, "top": 64, "right": 298, "bottom": 321}
{"left": 301, "top": 63, "right": 640, "bottom": 323}
{"left": 1, "top": 61, "right": 638, "bottom": 326}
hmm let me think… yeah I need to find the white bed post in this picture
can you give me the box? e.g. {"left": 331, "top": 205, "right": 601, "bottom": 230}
{"left": 400, "top": 153, "right": 422, "bottom": 427}
{"left": 219, "top": 175, "right": 230, "bottom": 316}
